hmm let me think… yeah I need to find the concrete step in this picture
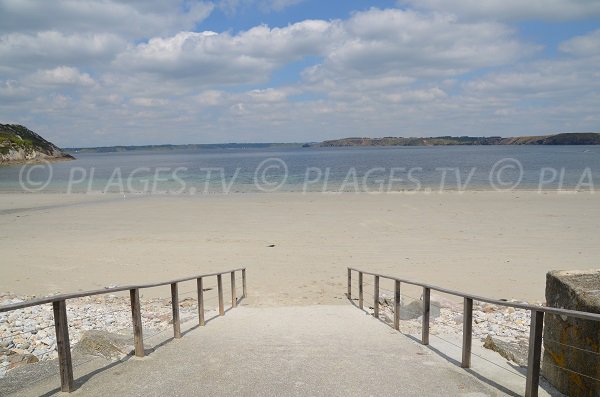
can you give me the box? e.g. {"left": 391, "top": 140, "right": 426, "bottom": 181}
{"left": 10, "top": 305, "right": 513, "bottom": 396}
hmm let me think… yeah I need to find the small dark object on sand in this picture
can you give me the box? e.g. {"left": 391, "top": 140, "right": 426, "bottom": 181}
{"left": 267, "top": 244, "right": 276, "bottom": 247}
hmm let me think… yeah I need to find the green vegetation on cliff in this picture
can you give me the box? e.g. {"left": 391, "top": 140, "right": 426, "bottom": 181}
{"left": 0, "top": 124, "right": 74, "bottom": 163}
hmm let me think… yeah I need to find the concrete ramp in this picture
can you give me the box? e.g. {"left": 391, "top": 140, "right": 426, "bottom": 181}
{"left": 12, "top": 305, "right": 499, "bottom": 396}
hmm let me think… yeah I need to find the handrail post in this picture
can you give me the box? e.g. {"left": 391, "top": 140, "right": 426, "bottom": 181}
{"left": 130, "top": 288, "right": 144, "bottom": 357}
{"left": 525, "top": 310, "right": 544, "bottom": 397}
{"left": 242, "top": 268, "right": 247, "bottom": 298}
{"left": 373, "top": 275, "right": 379, "bottom": 318}
{"left": 347, "top": 268, "right": 351, "bottom": 299}
{"left": 394, "top": 280, "right": 401, "bottom": 330}
{"left": 197, "top": 277, "right": 205, "bottom": 326}
{"left": 171, "top": 283, "right": 181, "bottom": 339}
{"left": 422, "top": 287, "right": 430, "bottom": 345}
{"left": 462, "top": 297, "right": 473, "bottom": 368}
{"left": 231, "top": 271, "right": 237, "bottom": 308}
{"left": 358, "top": 272, "right": 363, "bottom": 309}
{"left": 53, "top": 300, "right": 74, "bottom": 392}
{"left": 217, "top": 274, "right": 224, "bottom": 316}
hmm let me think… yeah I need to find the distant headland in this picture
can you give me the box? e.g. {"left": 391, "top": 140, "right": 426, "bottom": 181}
{"left": 69, "top": 132, "right": 600, "bottom": 153}
{"left": 319, "top": 133, "right": 600, "bottom": 147}
{"left": 3, "top": 123, "right": 600, "bottom": 163}
{"left": 0, "top": 124, "right": 74, "bottom": 164}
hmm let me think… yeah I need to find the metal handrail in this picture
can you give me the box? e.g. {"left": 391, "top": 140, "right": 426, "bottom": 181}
{"left": 0, "top": 267, "right": 247, "bottom": 393}
{"left": 347, "top": 267, "right": 600, "bottom": 397}
{"left": 0, "top": 267, "right": 245, "bottom": 313}
{"left": 347, "top": 267, "right": 600, "bottom": 322}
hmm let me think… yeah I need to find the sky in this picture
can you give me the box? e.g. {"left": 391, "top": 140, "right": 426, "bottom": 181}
{"left": 0, "top": 0, "right": 599, "bottom": 146}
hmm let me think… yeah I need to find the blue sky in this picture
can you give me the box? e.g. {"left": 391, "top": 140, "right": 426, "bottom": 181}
{"left": 0, "top": 0, "right": 599, "bottom": 146}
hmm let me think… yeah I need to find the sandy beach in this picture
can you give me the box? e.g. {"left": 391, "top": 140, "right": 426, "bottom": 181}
{"left": 0, "top": 191, "right": 598, "bottom": 306}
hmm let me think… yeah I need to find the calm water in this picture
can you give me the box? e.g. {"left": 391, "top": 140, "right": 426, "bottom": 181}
{"left": 0, "top": 145, "right": 599, "bottom": 193}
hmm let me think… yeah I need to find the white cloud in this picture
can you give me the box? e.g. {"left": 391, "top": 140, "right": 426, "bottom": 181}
{"left": 112, "top": 8, "right": 530, "bottom": 94}
{"left": 0, "top": 0, "right": 213, "bottom": 37}
{"left": 384, "top": 87, "right": 448, "bottom": 103}
{"left": 305, "top": 9, "right": 532, "bottom": 83}
{"left": 0, "top": 80, "right": 30, "bottom": 103}
{"left": 113, "top": 20, "right": 337, "bottom": 87}
{"left": 0, "top": 32, "right": 124, "bottom": 75}
{"left": 559, "top": 29, "right": 600, "bottom": 57}
{"left": 130, "top": 97, "right": 169, "bottom": 107}
{"left": 31, "top": 66, "right": 95, "bottom": 87}
{"left": 218, "top": 0, "right": 304, "bottom": 15}
{"left": 0, "top": 3, "right": 598, "bottom": 146}
{"left": 398, "top": 0, "right": 600, "bottom": 21}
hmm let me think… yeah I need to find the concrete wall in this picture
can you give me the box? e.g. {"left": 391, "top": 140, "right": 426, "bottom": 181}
{"left": 542, "top": 270, "right": 600, "bottom": 397}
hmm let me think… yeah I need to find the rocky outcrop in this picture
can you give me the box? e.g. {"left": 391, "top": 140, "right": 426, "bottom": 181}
{"left": 0, "top": 124, "right": 74, "bottom": 164}
{"left": 542, "top": 269, "right": 600, "bottom": 397}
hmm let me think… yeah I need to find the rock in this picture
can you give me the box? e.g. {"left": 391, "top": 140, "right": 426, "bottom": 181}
{"left": 73, "top": 330, "right": 134, "bottom": 360}
{"left": 0, "top": 348, "right": 15, "bottom": 359}
{"left": 8, "top": 352, "right": 39, "bottom": 369}
{"left": 398, "top": 299, "right": 441, "bottom": 320}
{"left": 180, "top": 298, "right": 196, "bottom": 308}
{"left": 542, "top": 269, "right": 600, "bottom": 397}
{"left": 482, "top": 304, "right": 497, "bottom": 313}
{"left": 483, "top": 335, "right": 528, "bottom": 366}
{"left": 23, "top": 325, "right": 36, "bottom": 334}
{"left": 430, "top": 294, "right": 461, "bottom": 310}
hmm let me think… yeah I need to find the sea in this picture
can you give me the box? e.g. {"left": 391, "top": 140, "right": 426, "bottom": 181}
{"left": 0, "top": 145, "right": 599, "bottom": 194}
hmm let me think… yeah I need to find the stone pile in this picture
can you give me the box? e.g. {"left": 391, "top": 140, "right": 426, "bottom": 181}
{"left": 0, "top": 292, "right": 210, "bottom": 378}
{"left": 373, "top": 293, "right": 536, "bottom": 365}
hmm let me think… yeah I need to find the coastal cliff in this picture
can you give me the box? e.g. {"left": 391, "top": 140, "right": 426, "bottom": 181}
{"left": 0, "top": 124, "right": 74, "bottom": 164}
{"left": 320, "top": 133, "right": 600, "bottom": 147}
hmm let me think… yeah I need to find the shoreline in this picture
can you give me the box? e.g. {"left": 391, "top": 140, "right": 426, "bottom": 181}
{"left": 0, "top": 187, "right": 593, "bottom": 195}
{"left": 0, "top": 156, "right": 75, "bottom": 166}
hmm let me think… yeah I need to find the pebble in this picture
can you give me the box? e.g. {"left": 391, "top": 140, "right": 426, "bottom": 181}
{"left": 375, "top": 297, "right": 533, "bottom": 341}
{"left": 0, "top": 292, "right": 204, "bottom": 378}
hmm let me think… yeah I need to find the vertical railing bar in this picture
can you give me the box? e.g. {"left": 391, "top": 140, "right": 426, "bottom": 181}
{"left": 347, "top": 268, "right": 352, "bottom": 299}
{"left": 217, "top": 274, "right": 224, "bottom": 316}
{"left": 462, "top": 297, "right": 473, "bottom": 368}
{"left": 231, "top": 271, "right": 237, "bottom": 308}
{"left": 242, "top": 268, "right": 247, "bottom": 298}
{"left": 53, "top": 300, "right": 74, "bottom": 392}
{"left": 373, "top": 275, "right": 380, "bottom": 318}
{"left": 394, "top": 280, "right": 401, "bottom": 331}
{"left": 358, "top": 272, "right": 364, "bottom": 309}
{"left": 197, "top": 277, "right": 205, "bottom": 326}
{"left": 525, "top": 310, "right": 544, "bottom": 397}
{"left": 130, "top": 288, "right": 144, "bottom": 357}
{"left": 171, "top": 283, "right": 181, "bottom": 339}
{"left": 422, "top": 287, "right": 430, "bottom": 345}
